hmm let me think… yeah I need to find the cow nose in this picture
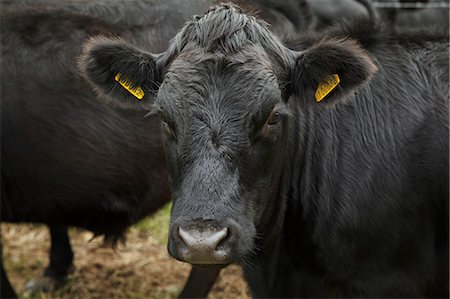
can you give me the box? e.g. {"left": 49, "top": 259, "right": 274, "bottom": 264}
{"left": 179, "top": 226, "right": 228, "bottom": 251}
{"left": 172, "top": 220, "right": 235, "bottom": 264}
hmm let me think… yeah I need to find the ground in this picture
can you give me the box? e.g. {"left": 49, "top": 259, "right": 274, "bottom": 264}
{"left": 2, "top": 205, "right": 250, "bottom": 299}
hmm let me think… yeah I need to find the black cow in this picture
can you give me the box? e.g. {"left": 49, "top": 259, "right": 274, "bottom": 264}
{"left": 308, "top": 0, "right": 449, "bottom": 30}
{"left": 308, "top": 0, "right": 375, "bottom": 30}
{"left": 376, "top": 0, "right": 449, "bottom": 28}
{"left": 80, "top": 3, "right": 449, "bottom": 298}
{"left": 0, "top": 0, "right": 312, "bottom": 297}
{"left": 246, "top": 0, "right": 377, "bottom": 33}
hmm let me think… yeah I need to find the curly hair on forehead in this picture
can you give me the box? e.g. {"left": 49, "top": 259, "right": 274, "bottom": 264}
{"left": 158, "top": 3, "right": 292, "bottom": 72}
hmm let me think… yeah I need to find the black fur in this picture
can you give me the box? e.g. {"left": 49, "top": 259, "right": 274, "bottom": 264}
{"left": 1, "top": 4, "right": 169, "bottom": 241}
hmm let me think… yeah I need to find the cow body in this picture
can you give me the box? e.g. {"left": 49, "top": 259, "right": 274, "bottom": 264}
{"left": 79, "top": 3, "right": 448, "bottom": 298}
{"left": 1, "top": 4, "right": 173, "bottom": 233}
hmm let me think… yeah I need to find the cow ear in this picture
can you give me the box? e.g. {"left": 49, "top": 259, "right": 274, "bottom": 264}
{"left": 289, "top": 38, "right": 378, "bottom": 106}
{"left": 78, "top": 37, "right": 161, "bottom": 110}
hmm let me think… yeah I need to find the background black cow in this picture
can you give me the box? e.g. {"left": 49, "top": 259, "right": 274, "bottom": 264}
{"left": 79, "top": 3, "right": 449, "bottom": 298}
{"left": 376, "top": 0, "right": 449, "bottom": 27}
{"left": 307, "top": 0, "right": 449, "bottom": 30}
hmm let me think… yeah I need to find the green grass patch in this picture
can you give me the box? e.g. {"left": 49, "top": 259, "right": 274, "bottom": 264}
{"left": 133, "top": 203, "right": 172, "bottom": 245}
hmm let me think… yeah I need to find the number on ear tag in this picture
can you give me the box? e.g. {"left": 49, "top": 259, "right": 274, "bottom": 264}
{"left": 115, "top": 73, "right": 145, "bottom": 100}
{"left": 315, "top": 74, "right": 340, "bottom": 102}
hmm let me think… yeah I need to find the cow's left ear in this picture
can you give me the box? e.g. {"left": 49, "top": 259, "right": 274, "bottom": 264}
{"left": 289, "top": 38, "right": 378, "bottom": 106}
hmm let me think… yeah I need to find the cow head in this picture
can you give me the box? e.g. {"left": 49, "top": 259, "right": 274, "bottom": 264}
{"left": 79, "top": 4, "right": 377, "bottom": 265}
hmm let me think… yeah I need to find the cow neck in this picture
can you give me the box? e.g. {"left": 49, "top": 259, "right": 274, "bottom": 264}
{"left": 284, "top": 104, "right": 342, "bottom": 245}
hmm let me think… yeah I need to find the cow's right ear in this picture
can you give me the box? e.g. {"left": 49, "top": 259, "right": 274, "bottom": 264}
{"left": 78, "top": 37, "right": 161, "bottom": 110}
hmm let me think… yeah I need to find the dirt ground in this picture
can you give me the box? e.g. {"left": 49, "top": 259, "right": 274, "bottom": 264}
{"left": 2, "top": 221, "right": 251, "bottom": 299}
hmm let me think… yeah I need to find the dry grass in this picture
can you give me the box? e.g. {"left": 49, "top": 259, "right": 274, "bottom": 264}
{"left": 2, "top": 205, "right": 250, "bottom": 299}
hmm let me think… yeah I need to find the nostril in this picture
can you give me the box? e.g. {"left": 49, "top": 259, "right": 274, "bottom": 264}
{"left": 178, "top": 227, "right": 196, "bottom": 246}
{"left": 211, "top": 227, "right": 228, "bottom": 249}
{"left": 215, "top": 228, "right": 232, "bottom": 250}
{"left": 178, "top": 227, "right": 228, "bottom": 250}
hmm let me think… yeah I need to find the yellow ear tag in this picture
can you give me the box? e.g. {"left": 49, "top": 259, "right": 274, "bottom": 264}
{"left": 315, "top": 74, "right": 340, "bottom": 102}
{"left": 114, "top": 73, "right": 145, "bottom": 100}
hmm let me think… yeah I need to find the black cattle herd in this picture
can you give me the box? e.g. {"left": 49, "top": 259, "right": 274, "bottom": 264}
{"left": 1, "top": 0, "right": 448, "bottom": 298}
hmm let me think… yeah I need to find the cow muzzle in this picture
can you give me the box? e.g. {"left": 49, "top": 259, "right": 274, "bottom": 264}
{"left": 169, "top": 218, "right": 239, "bottom": 265}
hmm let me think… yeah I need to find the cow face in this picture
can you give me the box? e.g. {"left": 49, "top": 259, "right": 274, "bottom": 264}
{"left": 155, "top": 46, "right": 292, "bottom": 264}
{"left": 79, "top": 4, "right": 376, "bottom": 265}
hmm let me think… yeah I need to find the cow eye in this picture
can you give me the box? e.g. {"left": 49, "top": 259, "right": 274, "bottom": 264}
{"left": 266, "top": 111, "right": 281, "bottom": 126}
{"left": 252, "top": 110, "right": 281, "bottom": 143}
